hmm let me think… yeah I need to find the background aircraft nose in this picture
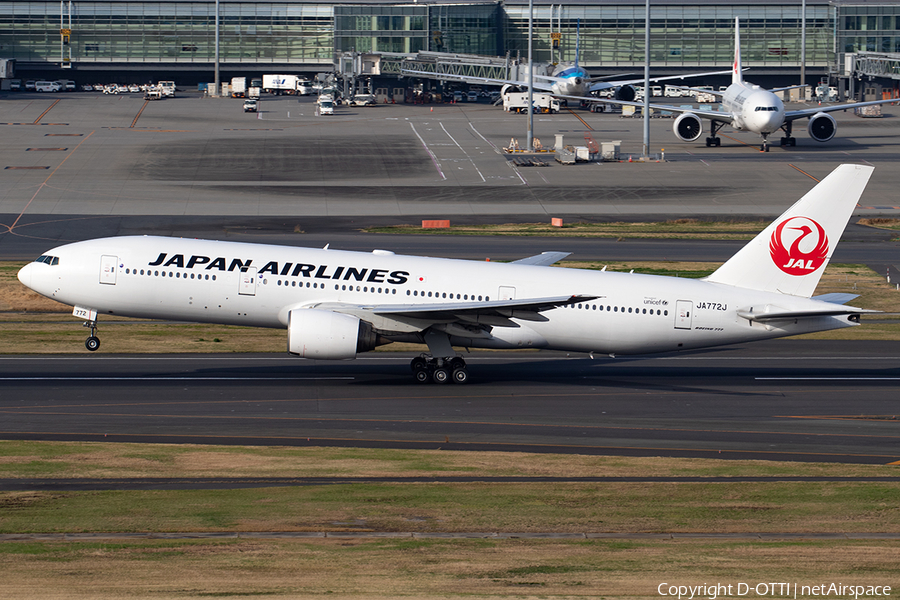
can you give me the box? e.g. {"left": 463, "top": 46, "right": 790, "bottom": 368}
{"left": 17, "top": 263, "right": 32, "bottom": 288}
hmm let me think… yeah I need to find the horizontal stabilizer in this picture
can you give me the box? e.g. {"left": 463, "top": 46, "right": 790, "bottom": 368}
{"left": 812, "top": 293, "right": 861, "bottom": 305}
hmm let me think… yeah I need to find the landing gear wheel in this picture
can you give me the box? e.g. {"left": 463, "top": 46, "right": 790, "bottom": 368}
{"left": 85, "top": 336, "right": 100, "bottom": 352}
{"left": 414, "top": 368, "right": 431, "bottom": 384}
{"left": 410, "top": 357, "right": 427, "bottom": 372}
{"left": 432, "top": 367, "right": 450, "bottom": 384}
{"left": 452, "top": 368, "right": 469, "bottom": 384}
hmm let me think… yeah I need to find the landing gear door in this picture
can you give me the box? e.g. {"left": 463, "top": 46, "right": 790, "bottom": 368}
{"left": 498, "top": 286, "right": 516, "bottom": 300}
{"left": 99, "top": 255, "right": 118, "bottom": 285}
{"left": 674, "top": 300, "right": 693, "bottom": 330}
{"left": 239, "top": 267, "right": 257, "bottom": 296}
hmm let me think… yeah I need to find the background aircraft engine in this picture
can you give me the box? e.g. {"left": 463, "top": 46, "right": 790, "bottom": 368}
{"left": 674, "top": 113, "right": 704, "bottom": 142}
{"left": 807, "top": 112, "right": 837, "bottom": 142}
{"left": 615, "top": 86, "right": 636, "bottom": 102}
{"left": 288, "top": 309, "right": 382, "bottom": 360}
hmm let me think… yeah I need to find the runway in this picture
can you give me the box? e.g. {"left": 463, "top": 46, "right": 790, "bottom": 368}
{"left": 2, "top": 340, "right": 899, "bottom": 464}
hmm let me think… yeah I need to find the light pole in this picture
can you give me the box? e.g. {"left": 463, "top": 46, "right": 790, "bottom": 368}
{"left": 642, "top": 0, "right": 650, "bottom": 158}
{"left": 527, "top": 0, "right": 534, "bottom": 151}
{"left": 213, "top": 0, "right": 220, "bottom": 97}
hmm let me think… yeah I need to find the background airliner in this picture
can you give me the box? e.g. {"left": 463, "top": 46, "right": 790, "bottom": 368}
{"left": 580, "top": 18, "right": 900, "bottom": 151}
{"left": 18, "top": 165, "right": 875, "bottom": 384}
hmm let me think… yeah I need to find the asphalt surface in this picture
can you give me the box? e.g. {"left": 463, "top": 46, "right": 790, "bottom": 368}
{"left": 2, "top": 91, "right": 899, "bottom": 466}
{"left": 1, "top": 341, "right": 899, "bottom": 464}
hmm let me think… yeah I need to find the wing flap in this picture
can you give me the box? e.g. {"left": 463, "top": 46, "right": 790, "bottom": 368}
{"left": 512, "top": 251, "right": 572, "bottom": 267}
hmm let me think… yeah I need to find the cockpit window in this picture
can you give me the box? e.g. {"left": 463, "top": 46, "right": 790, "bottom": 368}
{"left": 35, "top": 255, "right": 59, "bottom": 265}
{"left": 755, "top": 106, "right": 778, "bottom": 112}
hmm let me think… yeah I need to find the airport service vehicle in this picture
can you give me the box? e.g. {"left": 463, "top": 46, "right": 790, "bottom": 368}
{"left": 157, "top": 81, "right": 175, "bottom": 97}
{"left": 349, "top": 94, "right": 376, "bottom": 107}
{"left": 9, "top": 78, "right": 21, "bottom": 91}
{"left": 503, "top": 91, "right": 560, "bottom": 114}
{"left": 18, "top": 165, "right": 877, "bottom": 385}
{"left": 248, "top": 86, "right": 260, "bottom": 100}
{"left": 263, "top": 74, "right": 298, "bottom": 95}
{"left": 297, "top": 79, "right": 314, "bottom": 95}
{"left": 24, "top": 80, "right": 36, "bottom": 91}
{"left": 581, "top": 18, "right": 900, "bottom": 152}
{"left": 0, "top": 58, "right": 14, "bottom": 79}
{"left": 35, "top": 81, "right": 61, "bottom": 92}
{"left": 144, "top": 89, "right": 162, "bottom": 100}
{"left": 243, "top": 98, "right": 257, "bottom": 112}
{"left": 231, "top": 77, "right": 247, "bottom": 97}
{"left": 316, "top": 95, "right": 334, "bottom": 115}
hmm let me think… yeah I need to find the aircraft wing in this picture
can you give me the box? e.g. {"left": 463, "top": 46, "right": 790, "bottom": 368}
{"left": 588, "top": 68, "right": 735, "bottom": 92}
{"left": 511, "top": 251, "right": 572, "bottom": 266}
{"left": 559, "top": 94, "right": 732, "bottom": 122}
{"left": 309, "top": 294, "right": 599, "bottom": 333}
{"left": 400, "top": 69, "right": 555, "bottom": 92}
{"left": 784, "top": 98, "right": 900, "bottom": 121}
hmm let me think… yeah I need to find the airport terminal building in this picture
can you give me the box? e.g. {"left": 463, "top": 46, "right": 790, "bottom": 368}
{"left": 4, "top": 0, "right": 900, "bottom": 89}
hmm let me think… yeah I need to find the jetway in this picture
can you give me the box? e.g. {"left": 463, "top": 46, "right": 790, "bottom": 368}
{"left": 399, "top": 51, "right": 530, "bottom": 84}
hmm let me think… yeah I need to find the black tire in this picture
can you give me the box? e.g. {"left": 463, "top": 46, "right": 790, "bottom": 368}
{"left": 414, "top": 368, "right": 431, "bottom": 384}
{"left": 85, "top": 336, "right": 100, "bottom": 352}
{"left": 432, "top": 367, "right": 449, "bottom": 384}
{"left": 452, "top": 368, "right": 469, "bottom": 384}
{"left": 410, "top": 357, "right": 427, "bottom": 372}
{"left": 449, "top": 357, "right": 466, "bottom": 370}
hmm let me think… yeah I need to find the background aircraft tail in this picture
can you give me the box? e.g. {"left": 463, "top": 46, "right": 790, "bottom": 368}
{"left": 732, "top": 17, "right": 743, "bottom": 85}
{"left": 704, "top": 164, "right": 874, "bottom": 297}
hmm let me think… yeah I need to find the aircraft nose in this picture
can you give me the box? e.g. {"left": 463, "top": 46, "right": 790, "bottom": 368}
{"left": 17, "top": 262, "right": 33, "bottom": 289}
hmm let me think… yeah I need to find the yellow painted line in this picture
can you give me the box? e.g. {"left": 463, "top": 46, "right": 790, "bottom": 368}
{"left": 788, "top": 164, "right": 820, "bottom": 182}
{"left": 130, "top": 100, "right": 149, "bottom": 128}
{"left": 566, "top": 108, "right": 593, "bottom": 131}
{"left": 32, "top": 99, "right": 60, "bottom": 125}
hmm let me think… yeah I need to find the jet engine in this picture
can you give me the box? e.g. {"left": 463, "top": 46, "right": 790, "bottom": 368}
{"left": 673, "top": 113, "right": 704, "bottom": 142}
{"left": 287, "top": 308, "right": 383, "bottom": 360}
{"left": 615, "top": 85, "right": 636, "bottom": 102}
{"left": 807, "top": 112, "right": 836, "bottom": 142}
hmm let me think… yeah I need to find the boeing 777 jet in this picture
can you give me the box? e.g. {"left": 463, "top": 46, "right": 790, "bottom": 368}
{"left": 18, "top": 165, "right": 876, "bottom": 383}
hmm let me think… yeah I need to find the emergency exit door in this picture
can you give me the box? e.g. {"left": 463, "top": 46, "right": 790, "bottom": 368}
{"left": 239, "top": 267, "right": 257, "bottom": 296}
{"left": 99, "top": 255, "right": 118, "bottom": 285}
{"left": 674, "top": 300, "right": 693, "bottom": 330}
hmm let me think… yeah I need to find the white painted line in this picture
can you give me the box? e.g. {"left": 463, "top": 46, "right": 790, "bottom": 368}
{"left": 0, "top": 376, "right": 355, "bottom": 381}
{"left": 440, "top": 122, "right": 486, "bottom": 182}
{"left": 756, "top": 377, "right": 900, "bottom": 381}
{"left": 409, "top": 123, "right": 446, "bottom": 180}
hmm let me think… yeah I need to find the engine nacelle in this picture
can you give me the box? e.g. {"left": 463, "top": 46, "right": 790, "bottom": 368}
{"left": 615, "top": 85, "right": 636, "bottom": 102}
{"left": 673, "top": 113, "right": 704, "bottom": 142}
{"left": 287, "top": 308, "right": 381, "bottom": 360}
{"left": 807, "top": 112, "right": 836, "bottom": 142}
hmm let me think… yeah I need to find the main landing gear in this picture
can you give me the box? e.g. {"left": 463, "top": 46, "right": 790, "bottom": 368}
{"left": 705, "top": 121, "right": 724, "bottom": 147}
{"left": 411, "top": 330, "right": 469, "bottom": 384}
{"left": 83, "top": 319, "right": 100, "bottom": 351}
{"left": 779, "top": 121, "right": 796, "bottom": 147}
{"left": 410, "top": 354, "right": 469, "bottom": 385}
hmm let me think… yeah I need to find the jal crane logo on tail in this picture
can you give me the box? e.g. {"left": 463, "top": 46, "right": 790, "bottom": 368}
{"left": 769, "top": 216, "right": 829, "bottom": 275}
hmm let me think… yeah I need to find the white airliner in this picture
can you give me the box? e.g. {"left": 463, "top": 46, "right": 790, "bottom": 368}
{"left": 18, "top": 164, "right": 875, "bottom": 384}
{"left": 582, "top": 18, "right": 900, "bottom": 151}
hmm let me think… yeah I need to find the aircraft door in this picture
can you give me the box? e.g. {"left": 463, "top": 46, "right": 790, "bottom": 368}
{"left": 674, "top": 300, "right": 693, "bottom": 330}
{"left": 239, "top": 267, "right": 257, "bottom": 296}
{"left": 498, "top": 286, "right": 516, "bottom": 300}
{"left": 99, "top": 255, "right": 118, "bottom": 285}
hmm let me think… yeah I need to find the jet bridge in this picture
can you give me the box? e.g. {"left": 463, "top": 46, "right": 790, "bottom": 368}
{"left": 399, "top": 51, "right": 531, "bottom": 84}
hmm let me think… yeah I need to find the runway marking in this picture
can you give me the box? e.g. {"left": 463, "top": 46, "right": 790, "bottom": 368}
{"left": 409, "top": 123, "right": 446, "bottom": 180}
{"left": 756, "top": 377, "right": 900, "bottom": 381}
{"left": 566, "top": 109, "right": 593, "bottom": 130}
{"left": 0, "top": 376, "right": 353, "bottom": 381}
{"left": 440, "top": 122, "right": 485, "bottom": 182}
{"left": 788, "top": 164, "right": 820, "bottom": 182}
{"left": 2, "top": 130, "right": 95, "bottom": 235}
{"left": 33, "top": 99, "right": 60, "bottom": 125}
{"left": 130, "top": 100, "right": 150, "bottom": 128}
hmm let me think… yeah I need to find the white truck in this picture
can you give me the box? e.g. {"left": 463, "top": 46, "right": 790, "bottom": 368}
{"left": 157, "top": 80, "right": 176, "bottom": 97}
{"left": 263, "top": 74, "right": 298, "bottom": 95}
{"left": 231, "top": 77, "right": 246, "bottom": 98}
{"left": 296, "top": 79, "right": 313, "bottom": 96}
{"left": 503, "top": 91, "right": 560, "bottom": 114}
{"left": 248, "top": 86, "right": 260, "bottom": 100}
{"left": 0, "top": 58, "right": 14, "bottom": 79}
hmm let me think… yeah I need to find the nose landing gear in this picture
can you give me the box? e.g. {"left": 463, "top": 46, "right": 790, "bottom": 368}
{"left": 83, "top": 319, "right": 100, "bottom": 351}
